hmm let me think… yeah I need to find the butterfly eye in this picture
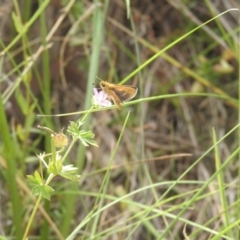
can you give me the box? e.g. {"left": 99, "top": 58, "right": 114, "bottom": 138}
{"left": 101, "top": 83, "right": 105, "bottom": 87}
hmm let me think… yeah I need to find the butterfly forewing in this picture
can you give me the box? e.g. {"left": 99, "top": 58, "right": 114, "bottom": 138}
{"left": 111, "top": 86, "right": 138, "bottom": 102}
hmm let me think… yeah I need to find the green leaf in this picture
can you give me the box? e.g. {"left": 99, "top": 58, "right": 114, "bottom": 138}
{"left": 31, "top": 184, "right": 54, "bottom": 200}
{"left": 15, "top": 88, "right": 28, "bottom": 115}
{"left": 67, "top": 121, "right": 98, "bottom": 147}
{"left": 27, "top": 171, "right": 43, "bottom": 186}
{"left": 32, "top": 185, "right": 42, "bottom": 196}
{"left": 80, "top": 131, "right": 98, "bottom": 147}
{"left": 11, "top": 12, "right": 23, "bottom": 33}
{"left": 27, "top": 171, "right": 54, "bottom": 200}
{"left": 67, "top": 121, "right": 82, "bottom": 137}
{"left": 60, "top": 172, "right": 81, "bottom": 181}
{"left": 41, "top": 185, "right": 54, "bottom": 201}
{"left": 27, "top": 176, "right": 38, "bottom": 187}
{"left": 34, "top": 171, "right": 43, "bottom": 183}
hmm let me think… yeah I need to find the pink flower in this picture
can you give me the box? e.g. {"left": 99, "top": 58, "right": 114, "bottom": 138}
{"left": 92, "top": 88, "right": 112, "bottom": 108}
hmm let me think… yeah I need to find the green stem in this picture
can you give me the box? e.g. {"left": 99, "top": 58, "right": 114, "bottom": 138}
{"left": 22, "top": 194, "right": 43, "bottom": 240}
{"left": 0, "top": 72, "right": 22, "bottom": 238}
{"left": 22, "top": 173, "right": 55, "bottom": 240}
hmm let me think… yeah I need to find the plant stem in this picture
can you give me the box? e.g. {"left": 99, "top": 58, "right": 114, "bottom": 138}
{"left": 22, "top": 194, "right": 43, "bottom": 240}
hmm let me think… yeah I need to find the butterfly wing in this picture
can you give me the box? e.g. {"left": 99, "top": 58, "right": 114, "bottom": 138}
{"left": 110, "top": 86, "right": 138, "bottom": 102}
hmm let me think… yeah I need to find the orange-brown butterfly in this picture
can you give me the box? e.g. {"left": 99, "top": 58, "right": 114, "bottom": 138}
{"left": 99, "top": 80, "right": 138, "bottom": 110}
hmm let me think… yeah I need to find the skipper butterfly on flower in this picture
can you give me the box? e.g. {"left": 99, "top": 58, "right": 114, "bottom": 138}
{"left": 99, "top": 80, "right": 138, "bottom": 110}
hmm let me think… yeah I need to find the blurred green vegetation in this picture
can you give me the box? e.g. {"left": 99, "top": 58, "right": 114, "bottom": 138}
{"left": 0, "top": 0, "right": 239, "bottom": 239}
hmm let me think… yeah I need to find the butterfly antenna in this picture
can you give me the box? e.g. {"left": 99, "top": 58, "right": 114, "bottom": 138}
{"left": 96, "top": 76, "right": 103, "bottom": 82}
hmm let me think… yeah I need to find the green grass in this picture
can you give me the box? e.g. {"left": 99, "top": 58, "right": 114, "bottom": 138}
{"left": 0, "top": 1, "right": 239, "bottom": 239}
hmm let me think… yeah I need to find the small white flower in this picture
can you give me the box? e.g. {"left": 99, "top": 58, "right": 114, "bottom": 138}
{"left": 92, "top": 88, "right": 112, "bottom": 108}
{"left": 62, "top": 164, "right": 78, "bottom": 172}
